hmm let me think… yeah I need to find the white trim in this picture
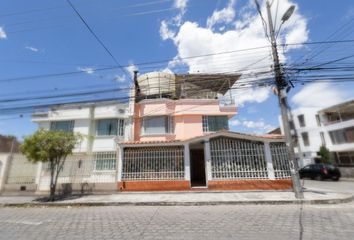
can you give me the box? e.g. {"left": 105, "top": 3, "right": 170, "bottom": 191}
{"left": 204, "top": 140, "right": 212, "bottom": 181}
{"left": 264, "top": 142, "right": 275, "bottom": 180}
{"left": 117, "top": 146, "right": 123, "bottom": 182}
{"left": 183, "top": 143, "right": 191, "bottom": 181}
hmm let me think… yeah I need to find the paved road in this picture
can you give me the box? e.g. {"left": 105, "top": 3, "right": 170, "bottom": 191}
{"left": 1, "top": 203, "right": 354, "bottom": 240}
{"left": 1, "top": 180, "right": 353, "bottom": 240}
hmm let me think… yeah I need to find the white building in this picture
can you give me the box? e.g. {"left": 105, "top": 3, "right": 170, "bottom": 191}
{"left": 32, "top": 100, "right": 131, "bottom": 153}
{"left": 280, "top": 99, "right": 354, "bottom": 176}
{"left": 30, "top": 100, "right": 131, "bottom": 193}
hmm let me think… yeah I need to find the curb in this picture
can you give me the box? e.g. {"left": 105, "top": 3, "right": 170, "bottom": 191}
{"left": 1, "top": 195, "right": 352, "bottom": 208}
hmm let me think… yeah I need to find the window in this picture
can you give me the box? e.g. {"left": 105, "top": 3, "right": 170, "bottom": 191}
{"left": 289, "top": 120, "right": 295, "bottom": 130}
{"left": 301, "top": 132, "right": 310, "bottom": 146}
{"left": 50, "top": 120, "right": 74, "bottom": 132}
{"left": 320, "top": 132, "right": 326, "bottom": 146}
{"left": 96, "top": 119, "right": 124, "bottom": 136}
{"left": 94, "top": 152, "right": 116, "bottom": 171}
{"left": 334, "top": 152, "right": 354, "bottom": 166}
{"left": 298, "top": 114, "right": 305, "bottom": 127}
{"left": 202, "top": 116, "right": 229, "bottom": 132}
{"left": 141, "top": 116, "right": 173, "bottom": 135}
{"left": 329, "top": 127, "right": 354, "bottom": 145}
{"left": 315, "top": 114, "right": 321, "bottom": 126}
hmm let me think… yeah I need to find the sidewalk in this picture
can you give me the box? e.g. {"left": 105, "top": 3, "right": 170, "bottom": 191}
{"left": 0, "top": 189, "right": 353, "bottom": 207}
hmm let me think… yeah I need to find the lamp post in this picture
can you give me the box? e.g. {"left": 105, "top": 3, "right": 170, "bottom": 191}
{"left": 258, "top": 0, "right": 304, "bottom": 199}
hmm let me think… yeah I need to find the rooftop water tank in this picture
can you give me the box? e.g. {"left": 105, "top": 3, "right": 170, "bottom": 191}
{"left": 137, "top": 72, "right": 176, "bottom": 97}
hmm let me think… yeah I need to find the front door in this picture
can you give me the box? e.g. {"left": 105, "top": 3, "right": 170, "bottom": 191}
{"left": 190, "top": 149, "right": 206, "bottom": 187}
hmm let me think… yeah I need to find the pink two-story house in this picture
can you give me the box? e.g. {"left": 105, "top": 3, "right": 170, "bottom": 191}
{"left": 117, "top": 72, "right": 292, "bottom": 191}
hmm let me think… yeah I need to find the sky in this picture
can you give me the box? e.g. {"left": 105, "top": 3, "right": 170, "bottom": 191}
{"left": 1, "top": 0, "right": 354, "bottom": 139}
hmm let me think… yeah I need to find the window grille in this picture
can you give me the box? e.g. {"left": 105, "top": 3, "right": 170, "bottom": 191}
{"left": 210, "top": 137, "right": 268, "bottom": 179}
{"left": 50, "top": 120, "right": 74, "bottom": 132}
{"left": 270, "top": 143, "right": 291, "bottom": 179}
{"left": 94, "top": 152, "right": 116, "bottom": 171}
{"left": 122, "top": 146, "right": 184, "bottom": 180}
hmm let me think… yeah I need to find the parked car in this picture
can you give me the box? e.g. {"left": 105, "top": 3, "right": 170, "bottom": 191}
{"left": 299, "top": 163, "right": 341, "bottom": 181}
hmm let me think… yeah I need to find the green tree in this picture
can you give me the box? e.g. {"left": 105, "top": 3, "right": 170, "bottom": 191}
{"left": 21, "top": 130, "right": 81, "bottom": 201}
{"left": 317, "top": 145, "right": 333, "bottom": 164}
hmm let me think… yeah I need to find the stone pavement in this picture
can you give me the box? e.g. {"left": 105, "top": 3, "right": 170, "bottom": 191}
{"left": 1, "top": 203, "right": 354, "bottom": 240}
{"left": 0, "top": 189, "right": 352, "bottom": 206}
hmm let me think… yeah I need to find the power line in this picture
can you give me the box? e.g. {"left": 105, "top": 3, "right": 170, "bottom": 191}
{"left": 66, "top": 0, "right": 129, "bottom": 76}
{"left": 1, "top": 39, "right": 353, "bottom": 83}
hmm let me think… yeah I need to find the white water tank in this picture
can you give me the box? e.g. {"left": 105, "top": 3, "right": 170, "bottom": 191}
{"left": 137, "top": 72, "right": 176, "bottom": 97}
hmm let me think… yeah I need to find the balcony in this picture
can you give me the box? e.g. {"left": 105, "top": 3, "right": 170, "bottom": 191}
{"left": 320, "top": 100, "right": 354, "bottom": 125}
{"left": 31, "top": 110, "right": 49, "bottom": 121}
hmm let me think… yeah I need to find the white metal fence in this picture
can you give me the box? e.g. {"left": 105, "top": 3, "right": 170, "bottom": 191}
{"left": 122, "top": 146, "right": 184, "bottom": 180}
{"left": 41, "top": 152, "right": 117, "bottom": 185}
{"left": 270, "top": 143, "right": 291, "bottom": 179}
{"left": 210, "top": 137, "right": 268, "bottom": 179}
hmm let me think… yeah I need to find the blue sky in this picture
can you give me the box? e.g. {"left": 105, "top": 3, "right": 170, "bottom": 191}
{"left": 1, "top": 0, "right": 354, "bottom": 139}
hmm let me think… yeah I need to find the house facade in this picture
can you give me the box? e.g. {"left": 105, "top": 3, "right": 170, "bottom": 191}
{"left": 279, "top": 100, "right": 354, "bottom": 177}
{"left": 116, "top": 72, "right": 292, "bottom": 191}
{"left": 0, "top": 101, "right": 131, "bottom": 194}
{"left": 0, "top": 71, "right": 293, "bottom": 194}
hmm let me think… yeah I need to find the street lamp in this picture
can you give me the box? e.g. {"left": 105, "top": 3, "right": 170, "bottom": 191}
{"left": 261, "top": 0, "right": 304, "bottom": 199}
{"left": 281, "top": 5, "right": 295, "bottom": 23}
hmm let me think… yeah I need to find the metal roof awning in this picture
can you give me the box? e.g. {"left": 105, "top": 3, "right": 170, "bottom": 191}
{"left": 175, "top": 73, "right": 241, "bottom": 95}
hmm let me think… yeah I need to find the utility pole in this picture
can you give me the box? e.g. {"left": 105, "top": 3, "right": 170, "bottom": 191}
{"left": 265, "top": 0, "right": 304, "bottom": 199}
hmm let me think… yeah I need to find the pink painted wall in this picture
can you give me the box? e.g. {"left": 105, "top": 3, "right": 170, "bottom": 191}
{"left": 133, "top": 99, "right": 237, "bottom": 142}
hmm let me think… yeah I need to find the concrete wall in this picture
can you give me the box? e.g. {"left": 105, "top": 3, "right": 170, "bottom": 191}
{"left": 33, "top": 102, "right": 130, "bottom": 153}
{"left": 134, "top": 99, "right": 237, "bottom": 142}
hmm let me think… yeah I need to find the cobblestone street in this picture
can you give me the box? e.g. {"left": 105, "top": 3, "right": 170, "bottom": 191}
{"left": 0, "top": 202, "right": 354, "bottom": 240}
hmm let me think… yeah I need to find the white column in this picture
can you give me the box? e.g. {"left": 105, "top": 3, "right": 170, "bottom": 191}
{"left": 117, "top": 146, "right": 124, "bottom": 182}
{"left": 264, "top": 142, "right": 275, "bottom": 180}
{"left": 204, "top": 140, "right": 212, "bottom": 181}
{"left": 0, "top": 154, "right": 12, "bottom": 192}
{"left": 184, "top": 143, "right": 190, "bottom": 181}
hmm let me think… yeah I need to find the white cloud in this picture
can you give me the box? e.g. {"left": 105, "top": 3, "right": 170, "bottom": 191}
{"left": 161, "top": 0, "right": 308, "bottom": 106}
{"left": 114, "top": 75, "right": 126, "bottom": 83}
{"left": 0, "top": 27, "right": 7, "bottom": 39}
{"left": 174, "top": 0, "right": 188, "bottom": 11}
{"left": 207, "top": 0, "right": 236, "bottom": 29}
{"left": 229, "top": 119, "right": 241, "bottom": 126}
{"left": 292, "top": 82, "right": 346, "bottom": 108}
{"left": 125, "top": 63, "right": 138, "bottom": 79}
{"left": 160, "top": 20, "right": 176, "bottom": 40}
{"left": 77, "top": 67, "right": 95, "bottom": 74}
{"left": 242, "top": 119, "right": 275, "bottom": 133}
{"left": 234, "top": 87, "right": 270, "bottom": 106}
{"left": 159, "top": 0, "right": 189, "bottom": 41}
{"left": 25, "top": 46, "right": 39, "bottom": 52}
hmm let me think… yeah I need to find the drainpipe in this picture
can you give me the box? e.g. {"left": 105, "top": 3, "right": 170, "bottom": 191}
{"left": 133, "top": 70, "right": 140, "bottom": 101}
{"left": 129, "top": 71, "right": 139, "bottom": 141}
